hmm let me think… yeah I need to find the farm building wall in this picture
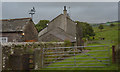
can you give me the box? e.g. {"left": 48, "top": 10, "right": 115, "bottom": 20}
{"left": 23, "top": 20, "right": 38, "bottom": 42}
{"left": 66, "top": 18, "right": 76, "bottom": 37}
{"left": 48, "top": 14, "right": 67, "bottom": 32}
{"left": 1, "top": 32, "right": 23, "bottom": 42}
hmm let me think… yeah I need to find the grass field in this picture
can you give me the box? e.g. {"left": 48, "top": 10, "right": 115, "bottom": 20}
{"left": 41, "top": 23, "right": 119, "bottom": 70}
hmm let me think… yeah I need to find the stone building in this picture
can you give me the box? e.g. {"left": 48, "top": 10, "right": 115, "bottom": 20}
{"left": 0, "top": 18, "right": 38, "bottom": 42}
{"left": 38, "top": 6, "right": 76, "bottom": 42}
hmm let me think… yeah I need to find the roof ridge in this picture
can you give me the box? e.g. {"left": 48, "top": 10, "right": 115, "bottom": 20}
{"left": 1, "top": 17, "right": 32, "bottom": 32}
{"left": 56, "top": 27, "right": 75, "bottom": 38}
{"left": 50, "top": 27, "right": 75, "bottom": 41}
{"left": 0, "top": 18, "right": 32, "bottom": 21}
{"left": 66, "top": 16, "right": 76, "bottom": 24}
{"left": 39, "top": 28, "right": 51, "bottom": 37}
{"left": 51, "top": 27, "right": 75, "bottom": 38}
{"left": 47, "top": 14, "right": 63, "bottom": 24}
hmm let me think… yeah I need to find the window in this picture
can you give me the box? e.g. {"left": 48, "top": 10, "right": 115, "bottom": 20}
{"left": 0, "top": 37, "right": 8, "bottom": 43}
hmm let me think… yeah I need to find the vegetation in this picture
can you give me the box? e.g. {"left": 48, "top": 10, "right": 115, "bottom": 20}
{"left": 98, "top": 24, "right": 104, "bottom": 31}
{"left": 41, "top": 22, "right": 119, "bottom": 70}
{"left": 93, "top": 23, "right": 118, "bottom": 44}
{"left": 110, "top": 23, "right": 115, "bottom": 27}
{"left": 64, "top": 40, "right": 72, "bottom": 46}
{"left": 75, "top": 21, "right": 95, "bottom": 39}
{"left": 35, "top": 20, "right": 49, "bottom": 32}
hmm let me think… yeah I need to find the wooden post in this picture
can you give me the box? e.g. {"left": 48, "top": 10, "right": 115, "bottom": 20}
{"left": 112, "top": 45, "right": 116, "bottom": 63}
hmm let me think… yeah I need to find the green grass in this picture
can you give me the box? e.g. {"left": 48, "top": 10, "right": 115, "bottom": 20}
{"left": 93, "top": 24, "right": 118, "bottom": 45}
{"left": 41, "top": 44, "right": 118, "bottom": 70}
{"left": 93, "top": 22, "right": 119, "bottom": 32}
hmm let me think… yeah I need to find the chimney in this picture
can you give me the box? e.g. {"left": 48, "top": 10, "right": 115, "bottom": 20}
{"left": 63, "top": 6, "right": 67, "bottom": 16}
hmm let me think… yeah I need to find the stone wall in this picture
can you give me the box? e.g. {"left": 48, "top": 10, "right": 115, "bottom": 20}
{"left": 1, "top": 32, "right": 23, "bottom": 42}
{"left": 0, "top": 20, "right": 38, "bottom": 42}
{"left": 23, "top": 20, "right": 38, "bottom": 41}
{"left": 2, "top": 42, "right": 65, "bottom": 70}
{"left": 66, "top": 18, "right": 76, "bottom": 37}
{"left": 48, "top": 14, "right": 64, "bottom": 31}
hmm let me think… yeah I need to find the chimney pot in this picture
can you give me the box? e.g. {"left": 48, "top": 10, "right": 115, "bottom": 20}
{"left": 63, "top": 6, "right": 67, "bottom": 15}
{"left": 64, "top": 6, "right": 67, "bottom": 11}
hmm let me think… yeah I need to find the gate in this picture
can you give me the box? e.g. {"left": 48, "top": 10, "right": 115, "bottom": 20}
{"left": 42, "top": 45, "right": 110, "bottom": 69}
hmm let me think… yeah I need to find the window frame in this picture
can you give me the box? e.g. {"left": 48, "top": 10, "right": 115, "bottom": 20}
{"left": 0, "top": 37, "right": 8, "bottom": 43}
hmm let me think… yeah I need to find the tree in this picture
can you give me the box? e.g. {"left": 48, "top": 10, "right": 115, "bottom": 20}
{"left": 76, "top": 22, "right": 83, "bottom": 46}
{"left": 75, "top": 21, "right": 95, "bottom": 38}
{"left": 35, "top": 20, "right": 50, "bottom": 32}
{"left": 98, "top": 24, "right": 104, "bottom": 31}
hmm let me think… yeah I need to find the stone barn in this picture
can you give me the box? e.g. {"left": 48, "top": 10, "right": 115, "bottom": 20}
{"left": 0, "top": 18, "right": 38, "bottom": 42}
{"left": 38, "top": 6, "right": 76, "bottom": 42}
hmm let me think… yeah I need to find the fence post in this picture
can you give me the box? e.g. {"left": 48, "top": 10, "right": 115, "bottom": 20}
{"left": 112, "top": 45, "right": 116, "bottom": 63}
{"left": 34, "top": 48, "right": 44, "bottom": 70}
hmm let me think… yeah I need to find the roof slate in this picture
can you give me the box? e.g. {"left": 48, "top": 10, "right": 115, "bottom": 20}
{"left": 39, "top": 27, "right": 75, "bottom": 42}
{"left": 0, "top": 18, "right": 32, "bottom": 32}
{"left": 38, "top": 13, "right": 76, "bottom": 42}
{"left": 50, "top": 27, "right": 76, "bottom": 42}
{"left": 38, "top": 14, "right": 76, "bottom": 37}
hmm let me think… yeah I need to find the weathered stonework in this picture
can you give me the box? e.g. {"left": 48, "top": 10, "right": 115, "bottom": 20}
{"left": 2, "top": 42, "right": 65, "bottom": 70}
{"left": 38, "top": 6, "right": 77, "bottom": 42}
{"left": 0, "top": 18, "right": 38, "bottom": 42}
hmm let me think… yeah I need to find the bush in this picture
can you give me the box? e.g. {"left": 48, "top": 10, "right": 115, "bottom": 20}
{"left": 64, "top": 40, "right": 72, "bottom": 51}
{"left": 64, "top": 40, "right": 72, "bottom": 47}
{"left": 110, "top": 24, "right": 115, "bottom": 27}
{"left": 75, "top": 21, "right": 95, "bottom": 38}
{"left": 35, "top": 20, "right": 49, "bottom": 32}
{"left": 98, "top": 24, "right": 104, "bottom": 31}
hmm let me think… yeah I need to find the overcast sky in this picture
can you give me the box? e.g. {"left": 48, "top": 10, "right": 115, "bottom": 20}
{"left": 2, "top": 2, "right": 118, "bottom": 24}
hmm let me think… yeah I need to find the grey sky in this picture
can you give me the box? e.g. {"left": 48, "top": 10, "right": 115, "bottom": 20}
{"left": 2, "top": 2, "right": 118, "bottom": 24}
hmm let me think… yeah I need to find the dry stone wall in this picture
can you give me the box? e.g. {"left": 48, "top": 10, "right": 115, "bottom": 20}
{"left": 1, "top": 42, "right": 65, "bottom": 70}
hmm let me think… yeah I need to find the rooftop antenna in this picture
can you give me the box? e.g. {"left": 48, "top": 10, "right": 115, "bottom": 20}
{"left": 29, "top": 7, "right": 36, "bottom": 19}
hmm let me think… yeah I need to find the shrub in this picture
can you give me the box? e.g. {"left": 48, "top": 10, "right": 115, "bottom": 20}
{"left": 98, "top": 24, "right": 104, "bottom": 31}
{"left": 64, "top": 40, "right": 72, "bottom": 47}
{"left": 110, "top": 24, "right": 115, "bottom": 27}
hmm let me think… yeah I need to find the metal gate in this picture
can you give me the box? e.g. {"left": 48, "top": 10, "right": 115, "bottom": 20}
{"left": 43, "top": 45, "right": 110, "bottom": 69}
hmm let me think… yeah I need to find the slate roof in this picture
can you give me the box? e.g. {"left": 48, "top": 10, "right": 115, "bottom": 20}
{"left": 0, "top": 18, "right": 32, "bottom": 32}
{"left": 50, "top": 27, "right": 76, "bottom": 42}
{"left": 40, "top": 27, "right": 76, "bottom": 42}
{"left": 38, "top": 12, "right": 76, "bottom": 42}
{"left": 47, "top": 14, "right": 75, "bottom": 25}
{"left": 38, "top": 14, "right": 76, "bottom": 37}
{"left": 38, "top": 27, "right": 47, "bottom": 37}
